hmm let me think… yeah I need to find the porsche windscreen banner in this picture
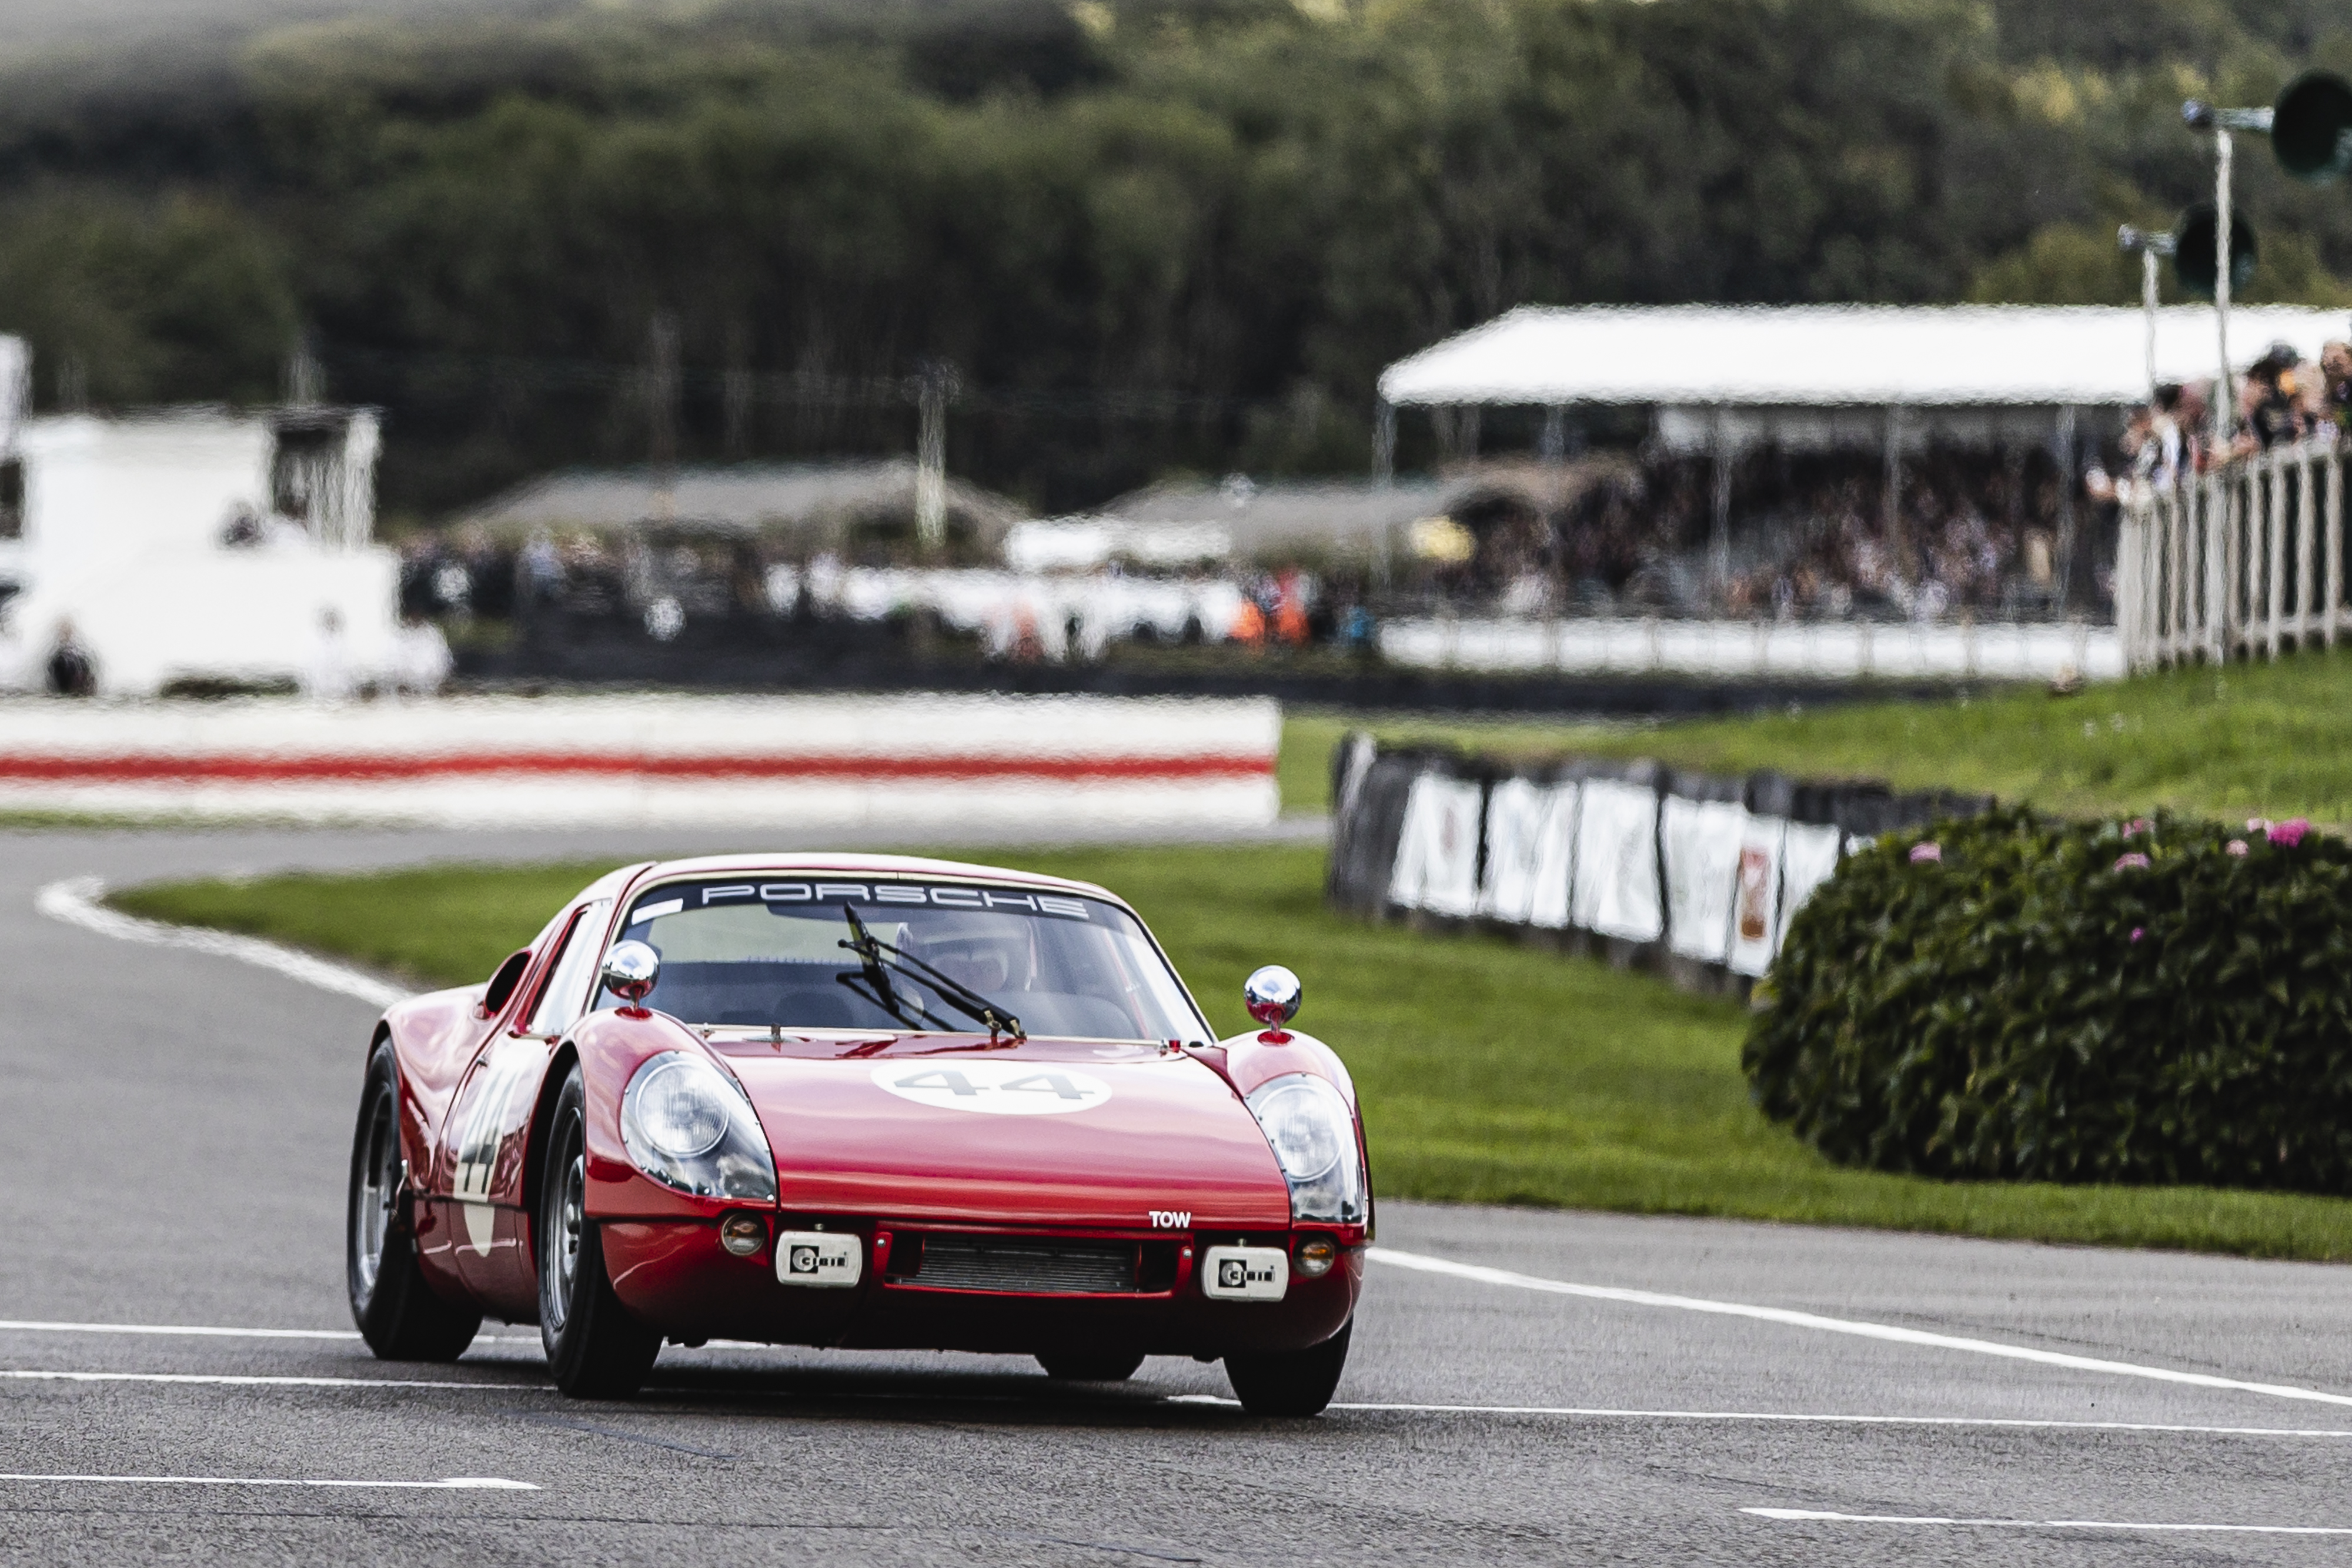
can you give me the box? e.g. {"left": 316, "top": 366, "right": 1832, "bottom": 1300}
{"left": 616, "top": 878, "right": 1211, "bottom": 1042}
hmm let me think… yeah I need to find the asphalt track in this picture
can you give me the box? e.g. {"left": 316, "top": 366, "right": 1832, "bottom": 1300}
{"left": 8, "top": 824, "right": 2352, "bottom": 1564}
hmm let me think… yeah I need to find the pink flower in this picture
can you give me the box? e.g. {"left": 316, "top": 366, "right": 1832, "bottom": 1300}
{"left": 2226, "top": 839, "right": 2249, "bottom": 857}
{"left": 2113, "top": 852, "right": 2151, "bottom": 871}
{"left": 2124, "top": 818, "right": 2151, "bottom": 837}
{"left": 2130, "top": 927, "right": 2144, "bottom": 942}
{"left": 1909, "top": 842, "right": 1941, "bottom": 864}
{"left": 2248, "top": 817, "right": 2273, "bottom": 834}
{"left": 2268, "top": 818, "right": 2310, "bottom": 847}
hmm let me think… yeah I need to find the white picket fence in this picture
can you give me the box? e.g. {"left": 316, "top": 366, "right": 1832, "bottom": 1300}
{"left": 2117, "top": 434, "right": 2348, "bottom": 670}
{"left": 1381, "top": 614, "right": 2122, "bottom": 682}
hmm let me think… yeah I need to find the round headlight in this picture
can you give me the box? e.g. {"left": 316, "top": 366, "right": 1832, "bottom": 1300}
{"left": 632, "top": 1056, "right": 729, "bottom": 1158}
{"left": 1251, "top": 1077, "right": 1345, "bottom": 1183}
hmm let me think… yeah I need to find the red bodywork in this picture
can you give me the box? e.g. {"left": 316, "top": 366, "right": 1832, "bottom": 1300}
{"left": 376, "top": 854, "right": 1368, "bottom": 1359}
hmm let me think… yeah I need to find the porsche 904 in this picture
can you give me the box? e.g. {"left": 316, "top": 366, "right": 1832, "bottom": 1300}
{"left": 345, "top": 855, "right": 1368, "bottom": 1414}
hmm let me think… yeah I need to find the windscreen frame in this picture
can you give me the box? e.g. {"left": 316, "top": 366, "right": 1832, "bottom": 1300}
{"left": 604, "top": 872, "right": 1216, "bottom": 1044}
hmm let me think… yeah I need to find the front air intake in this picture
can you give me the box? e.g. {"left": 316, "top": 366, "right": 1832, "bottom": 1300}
{"left": 904, "top": 1235, "right": 1140, "bottom": 1294}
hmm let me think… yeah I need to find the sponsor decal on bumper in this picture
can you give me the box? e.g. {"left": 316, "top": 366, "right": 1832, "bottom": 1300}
{"left": 776, "top": 1231, "right": 863, "bottom": 1288}
{"left": 1200, "top": 1245, "right": 1288, "bottom": 1302}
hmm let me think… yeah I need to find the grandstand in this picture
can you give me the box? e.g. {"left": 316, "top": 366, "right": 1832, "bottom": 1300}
{"left": 1374, "top": 305, "right": 2347, "bottom": 651}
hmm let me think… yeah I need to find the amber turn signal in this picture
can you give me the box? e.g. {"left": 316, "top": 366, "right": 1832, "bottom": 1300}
{"left": 1294, "top": 1236, "right": 1337, "bottom": 1277}
{"left": 720, "top": 1212, "right": 767, "bottom": 1257}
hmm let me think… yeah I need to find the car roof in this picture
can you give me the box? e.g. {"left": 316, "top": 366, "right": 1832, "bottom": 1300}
{"left": 613, "top": 852, "right": 1128, "bottom": 910}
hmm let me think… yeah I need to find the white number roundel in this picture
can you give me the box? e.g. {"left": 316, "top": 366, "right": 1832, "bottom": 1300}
{"left": 871, "top": 1060, "right": 1113, "bottom": 1115}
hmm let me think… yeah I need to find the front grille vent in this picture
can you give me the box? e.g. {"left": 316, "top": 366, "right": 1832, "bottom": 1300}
{"left": 906, "top": 1235, "right": 1138, "bottom": 1294}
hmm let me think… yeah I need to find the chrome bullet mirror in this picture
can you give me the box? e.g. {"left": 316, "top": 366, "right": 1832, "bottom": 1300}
{"left": 602, "top": 940, "right": 661, "bottom": 1011}
{"left": 1243, "top": 964, "right": 1302, "bottom": 1037}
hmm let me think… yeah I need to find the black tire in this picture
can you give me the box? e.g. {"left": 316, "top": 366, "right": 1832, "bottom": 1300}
{"left": 1224, "top": 1320, "right": 1351, "bottom": 1417}
{"left": 538, "top": 1065, "right": 662, "bottom": 1399}
{"left": 347, "top": 1041, "right": 481, "bottom": 1362}
{"left": 1037, "top": 1350, "right": 1146, "bottom": 1382}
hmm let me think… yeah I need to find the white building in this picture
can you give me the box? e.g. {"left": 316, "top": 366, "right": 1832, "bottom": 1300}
{"left": 0, "top": 340, "right": 443, "bottom": 697}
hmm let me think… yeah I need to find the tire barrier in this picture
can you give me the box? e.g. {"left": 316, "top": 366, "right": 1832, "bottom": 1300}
{"left": 1325, "top": 733, "right": 1991, "bottom": 994}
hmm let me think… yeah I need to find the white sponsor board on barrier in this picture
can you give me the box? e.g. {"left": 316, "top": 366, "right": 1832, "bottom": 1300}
{"left": 1573, "top": 780, "right": 1663, "bottom": 944}
{"left": 1780, "top": 824, "right": 1844, "bottom": 940}
{"left": 1728, "top": 815, "right": 1784, "bottom": 977}
{"left": 1378, "top": 753, "right": 1870, "bottom": 980}
{"left": 1388, "top": 774, "right": 1484, "bottom": 917}
{"left": 1661, "top": 798, "right": 1743, "bottom": 964}
{"left": 0, "top": 693, "right": 1281, "bottom": 830}
{"left": 1476, "top": 778, "right": 1577, "bottom": 929}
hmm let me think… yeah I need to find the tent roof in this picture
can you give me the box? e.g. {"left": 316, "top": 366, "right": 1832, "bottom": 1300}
{"left": 449, "top": 459, "right": 1025, "bottom": 536}
{"left": 1377, "top": 304, "right": 2352, "bottom": 409}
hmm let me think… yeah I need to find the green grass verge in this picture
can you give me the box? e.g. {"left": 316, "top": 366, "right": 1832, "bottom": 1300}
{"left": 1278, "top": 648, "right": 2352, "bottom": 823}
{"left": 110, "top": 842, "right": 2352, "bottom": 1261}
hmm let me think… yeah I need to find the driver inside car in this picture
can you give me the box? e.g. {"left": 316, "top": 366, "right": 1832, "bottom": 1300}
{"left": 904, "top": 919, "right": 1034, "bottom": 998}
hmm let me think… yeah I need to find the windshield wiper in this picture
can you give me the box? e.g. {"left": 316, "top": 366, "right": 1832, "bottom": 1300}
{"left": 834, "top": 907, "right": 956, "bottom": 1034}
{"left": 838, "top": 907, "right": 1025, "bottom": 1041}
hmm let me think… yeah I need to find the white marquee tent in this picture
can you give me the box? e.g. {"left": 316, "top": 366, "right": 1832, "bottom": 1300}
{"left": 1377, "top": 303, "right": 2350, "bottom": 412}
{"left": 1372, "top": 303, "right": 2352, "bottom": 595}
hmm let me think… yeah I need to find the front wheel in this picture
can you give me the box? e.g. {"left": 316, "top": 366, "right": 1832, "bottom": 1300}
{"left": 347, "top": 1041, "right": 480, "bottom": 1361}
{"left": 538, "top": 1065, "right": 662, "bottom": 1399}
{"left": 1224, "top": 1320, "right": 1351, "bottom": 1417}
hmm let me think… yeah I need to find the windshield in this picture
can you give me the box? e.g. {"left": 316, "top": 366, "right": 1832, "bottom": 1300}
{"left": 614, "top": 877, "right": 1211, "bottom": 1044}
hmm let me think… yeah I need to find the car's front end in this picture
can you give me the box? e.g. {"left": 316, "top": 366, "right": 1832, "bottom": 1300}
{"left": 576, "top": 1015, "right": 1368, "bottom": 1363}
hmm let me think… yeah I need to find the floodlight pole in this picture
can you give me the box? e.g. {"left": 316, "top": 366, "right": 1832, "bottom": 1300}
{"left": 2214, "top": 126, "right": 2234, "bottom": 449}
{"left": 2183, "top": 100, "right": 2273, "bottom": 449}
{"left": 2116, "top": 225, "right": 2176, "bottom": 404}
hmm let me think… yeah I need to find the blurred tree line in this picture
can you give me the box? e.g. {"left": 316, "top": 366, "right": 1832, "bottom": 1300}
{"left": 3, "top": 0, "right": 2352, "bottom": 518}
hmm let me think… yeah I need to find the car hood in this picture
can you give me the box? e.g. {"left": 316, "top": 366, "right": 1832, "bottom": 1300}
{"left": 723, "top": 1045, "right": 1293, "bottom": 1230}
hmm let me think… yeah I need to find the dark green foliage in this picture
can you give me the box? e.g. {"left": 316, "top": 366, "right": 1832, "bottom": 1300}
{"left": 1748, "top": 807, "right": 2352, "bottom": 1192}
{"left": 4, "top": 0, "right": 2352, "bottom": 510}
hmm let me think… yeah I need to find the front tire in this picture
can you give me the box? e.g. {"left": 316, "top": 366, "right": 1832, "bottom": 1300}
{"left": 1224, "top": 1320, "right": 1351, "bottom": 1417}
{"left": 538, "top": 1065, "right": 662, "bottom": 1399}
{"left": 1037, "top": 1350, "right": 1145, "bottom": 1382}
{"left": 347, "top": 1041, "right": 480, "bottom": 1361}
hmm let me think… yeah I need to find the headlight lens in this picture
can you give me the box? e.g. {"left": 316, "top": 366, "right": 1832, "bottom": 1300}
{"left": 620, "top": 1051, "right": 777, "bottom": 1202}
{"left": 632, "top": 1057, "right": 730, "bottom": 1157}
{"left": 1244, "top": 1073, "right": 1367, "bottom": 1225}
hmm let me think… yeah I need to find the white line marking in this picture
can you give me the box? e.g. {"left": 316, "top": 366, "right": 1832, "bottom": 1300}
{"left": 35, "top": 875, "right": 410, "bottom": 1009}
{"left": 0, "top": 1319, "right": 360, "bottom": 1341}
{"left": 0, "top": 1472, "right": 535, "bottom": 1491}
{"left": 1369, "top": 1245, "right": 2352, "bottom": 1410}
{"left": 1164, "top": 1394, "right": 2352, "bottom": 1437}
{"left": 1746, "top": 1507, "right": 2352, "bottom": 1536}
{"left": 0, "top": 1369, "right": 534, "bottom": 1390}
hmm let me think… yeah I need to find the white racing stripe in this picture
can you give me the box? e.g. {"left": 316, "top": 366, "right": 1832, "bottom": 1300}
{"left": 34, "top": 875, "right": 410, "bottom": 1009}
{"left": 0, "top": 1369, "right": 534, "bottom": 1390}
{"left": 0, "top": 1472, "right": 536, "bottom": 1491}
{"left": 1746, "top": 1507, "right": 2352, "bottom": 1536}
{"left": 0, "top": 1318, "right": 540, "bottom": 1345}
{"left": 1369, "top": 1246, "right": 2352, "bottom": 1410}
{"left": 1166, "top": 1394, "right": 2352, "bottom": 1437}
{"left": 0, "top": 1319, "right": 361, "bottom": 1341}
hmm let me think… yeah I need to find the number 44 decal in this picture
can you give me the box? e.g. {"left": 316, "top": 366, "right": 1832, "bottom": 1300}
{"left": 891, "top": 1068, "right": 1084, "bottom": 1099}
{"left": 870, "top": 1060, "right": 1114, "bottom": 1116}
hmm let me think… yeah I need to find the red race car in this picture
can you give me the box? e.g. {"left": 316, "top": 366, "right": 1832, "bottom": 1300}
{"left": 345, "top": 854, "right": 1369, "bottom": 1414}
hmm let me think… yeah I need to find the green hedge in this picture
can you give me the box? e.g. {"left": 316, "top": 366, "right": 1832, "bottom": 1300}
{"left": 1745, "top": 807, "right": 2352, "bottom": 1192}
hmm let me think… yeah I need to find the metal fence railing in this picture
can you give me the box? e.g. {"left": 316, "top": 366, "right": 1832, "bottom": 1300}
{"left": 2117, "top": 435, "right": 2346, "bottom": 670}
